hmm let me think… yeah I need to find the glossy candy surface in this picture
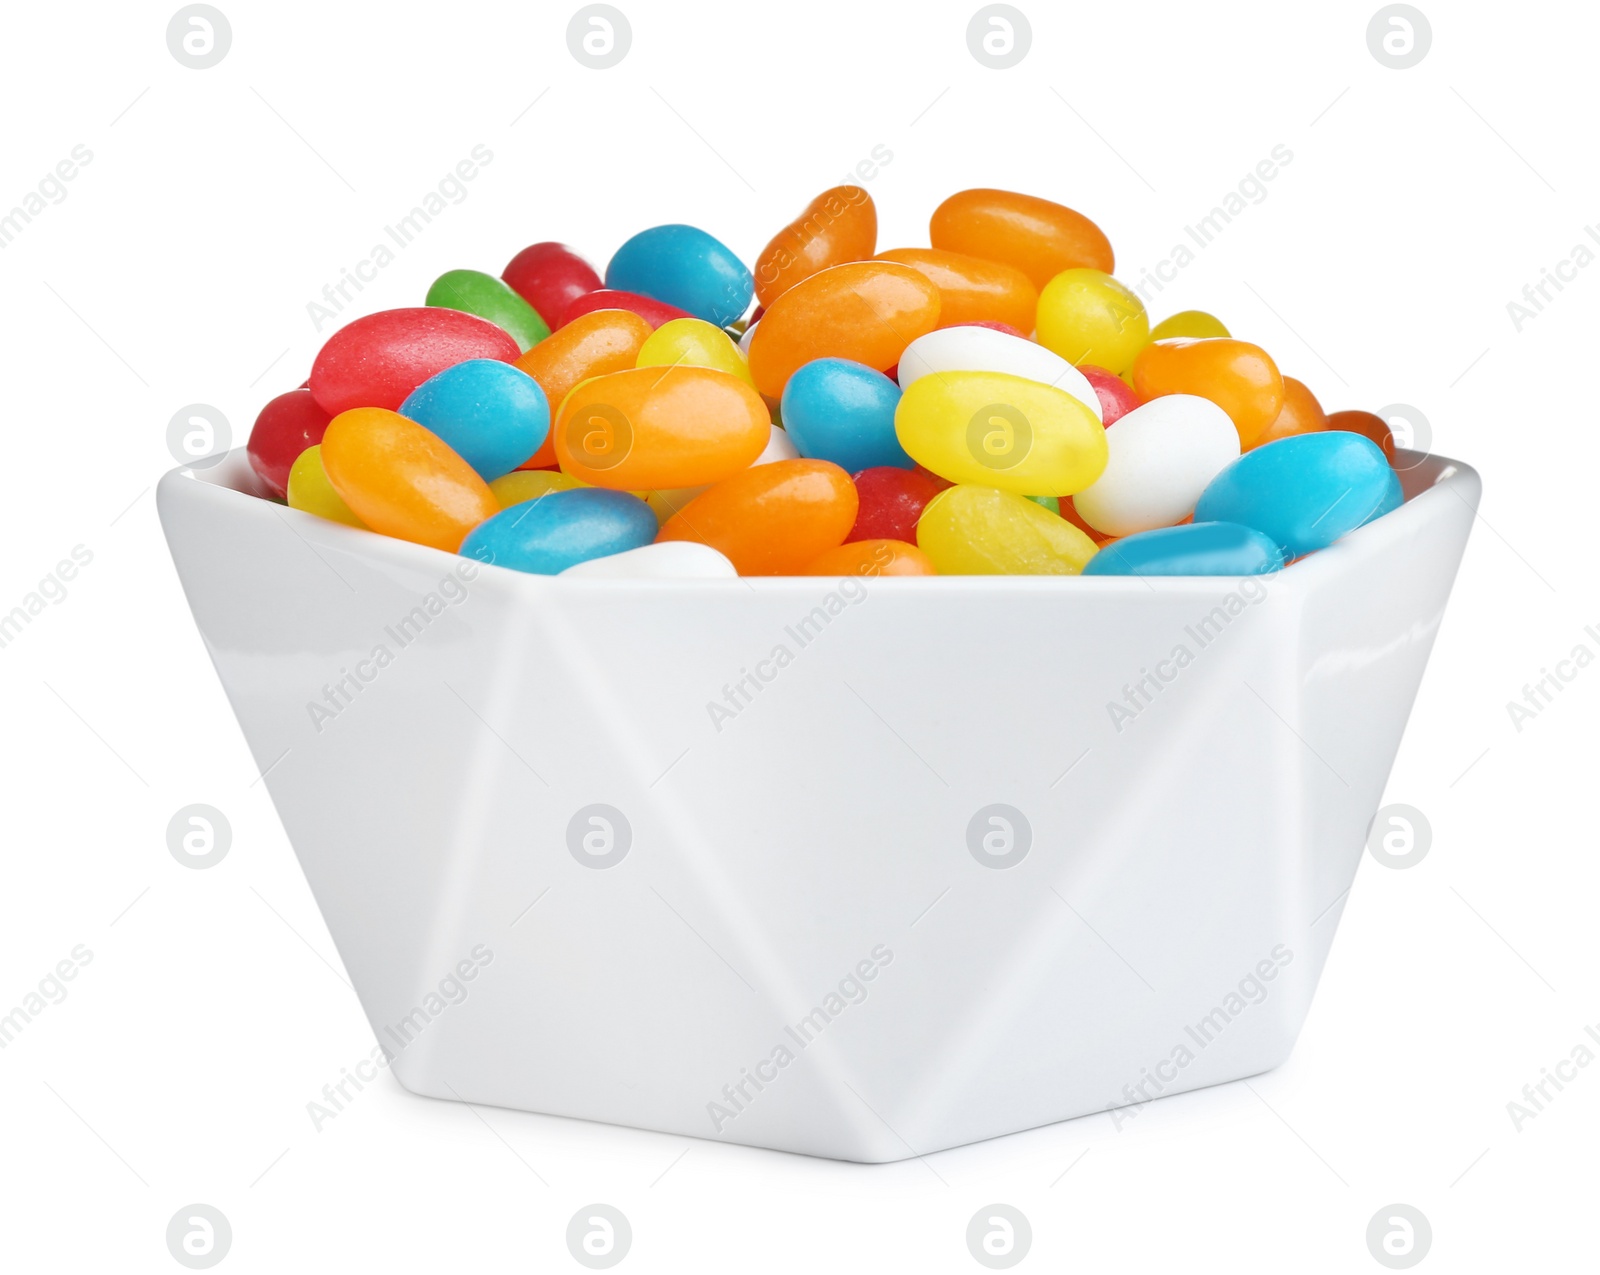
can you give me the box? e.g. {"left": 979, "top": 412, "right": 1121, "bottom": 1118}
{"left": 781, "top": 358, "right": 910, "bottom": 472}
{"left": 1132, "top": 338, "right": 1285, "bottom": 448}
{"left": 930, "top": 188, "right": 1114, "bottom": 286}
{"left": 310, "top": 308, "right": 520, "bottom": 415}
{"left": 845, "top": 466, "right": 946, "bottom": 543}
{"left": 895, "top": 370, "right": 1108, "bottom": 495}
{"left": 876, "top": 248, "right": 1038, "bottom": 332}
{"left": 321, "top": 408, "right": 498, "bottom": 552}
{"left": 657, "top": 459, "right": 858, "bottom": 575}
{"left": 1035, "top": 269, "right": 1150, "bottom": 376}
{"left": 502, "top": 242, "right": 602, "bottom": 330}
{"left": 248, "top": 388, "right": 332, "bottom": 499}
{"left": 399, "top": 359, "right": 550, "bottom": 481}
{"left": 916, "top": 485, "right": 1098, "bottom": 575}
{"left": 461, "top": 488, "right": 657, "bottom": 575}
{"left": 1149, "top": 310, "right": 1230, "bottom": 342}
{"left": 425, "top": 269, "right": 551, "bottom": 352}
{"left": 896, "top": 326, "right": 1103, "bottom": 421}
{"left": 746, "top": 262, "right": 941, "bottom": 398}
{"left": 1195, "top": 432, "right": 1401, "bottom": 557}
{"left": 803, "top": 539, "right": 935, "bottom": 576}
{"left": 637, "top": 318, "right": 755, "bottom": 387}
{"left": 286, "top": 444, "right": 364, "bottom": 527}
{"left": 553, "top": 365, "right": 771, "bottom": 490}
{"left": 643, "top": 424, "right": 798, "bottom": 523}
{"left": 513, "top": 309, "right": 652, "bottom": 468}
{"left": 755, "top": 186, "right": 878, "bottom": 308}
{"left": 1253, "top": 376, "right": 1326, "bottom": 448}
{"left": 1077, "top": 364, "right": 1138, "bottom": 427}
{"left": 558, "top": 540, "right": 738, "bottom": 579}
{"left": 562, "top": 289, "right": 693, "bottom": 329}
{"left": 1327, "top": 409, "right": 1396, "bottom": 463}
{"left": 1083, "top": 522, "right": 1284, "bottom": 576}
{"left": 606, "top": 225, "right": 754, "bottom": 328}
{"left": 1073, "top": 395, "right": 1241, "bottom": 537}
{"left": 489, "top": 469, "right": 581, "bottom": 509}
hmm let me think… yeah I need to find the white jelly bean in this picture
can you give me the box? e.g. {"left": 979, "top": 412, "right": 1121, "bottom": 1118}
{"left": 1074, "top": 394, "right": 1240, "bottom": 537}
{"left": 559, "top": 541, "right": 739, "bottom": 579}
{"left": 895, "top": 326, "right": 1103, "bottom": 422}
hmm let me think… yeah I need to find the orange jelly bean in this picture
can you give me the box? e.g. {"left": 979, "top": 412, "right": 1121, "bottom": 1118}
{"left": 513, "top": 309, "right": 652, "bottom": 468}
{"left": 754, "top": 185, "right": 878, "bottom": 309}
{"left": 747, "top": 262, "right": 941, "bottom": 399}
{"left": 657, "top": 458, "right": 858, "bottom": 575}
{"left": 803, "top": 538, "right": 936, "bottom": 577}
{"left": 553, "top": 365, "right": 770, "bottom": 491}
{"left": 875, "top": 248, "right": 1038, "bottom": 333}
{"left": 929, "top": 188, "right": 1114, "bottom": 288}
{"left": 321, "top": 408, "right": 497, "bottom": 552}
{"left": 1131, "top": 338, "right": 1285, "bottom": 448}
{"left": 1327, "top": 409, "right": 1396, "bottom": 464}
{"left": 1252, "top": 376, "right": 1327, "bottom": 448}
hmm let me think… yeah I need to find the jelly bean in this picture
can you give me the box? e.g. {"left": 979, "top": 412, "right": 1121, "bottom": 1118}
{"left": 1252, "top": 376, "right": 1326, "bottom": 448}
{"left": 755, "top": 185, "right": 878, "bottom": 308}
{"left": 895, "top": 371, "right": 1107, "bottom": 496}
{"left": 562, "top": 289, "right": 693, "bottom": 329}
{"left": 490, "top": 468, "right": 582, "bottom": 509}
{"left": 781, "top": 358, "right": 910, "bottom": 472}
{"left": 1035, "top": 268, "right": 1150, "bottom": 376}
{"left": 803, "top": 538, "right": 936, "bottom": 577}
{"left": 896, "top": 326, "right": 1103, "bottom": 422}
{"left": 1077, "top": 364, "right": 1138, "bottom": 427}
{"left": 1028, "top": 495, "right": 1061, "bottom": 515}
{"left": 1082, "top": 522, "right": 1284, "bottom": 576}
{"left": 1149, "top": 310, "right": 1230, "bottom": 342}
{"left": 398, "top": 359, "right": 550, "bottom": 481}
{"left": 321, "top": 408, "right": 498, "bottom": 551}
{"left": 746, "top": 261, "right": 941, "bottom": 398}
{"left": 512, "top": 309, "right": 653, "bottom": 468}
{"left": 643, "top": 424, "right": 799, "bottom": 523}
{"left": 1073, "top": 395, "right": 1240, "bottom": 537}
{"left": 286, "top": 444, "right": 364, "bottom": 527}
{"left": 875, "top": 247, "right": 1038, "bottom": 332}
{"left": 637, "top": 317, "right": 755, "bottom": 387}
{"left": 559, "top": 540, "right": 738, "bottom": 579}
{"left": 930, "top": 188, "right": 1113, "bottom": 287}
{"left": 502, "top": 242, "right": 602, "bottom": 330}
{"left": 964, "top": 320, "right": 1029, "bottom": 339}
{"left": 845, "top": 466, "right": 946, "bottom": 543}
{"left": 425, "top": 269, "right": 550, "bottom": 353}
{"left": 916, "top": 485, "right": 1097, "bottom": 575}
{"left": 247, "top": 388, "right": 332, "bottom": 499}
{"left": 1060, "top": 495, "right": 1111, "bottom": 544}
{"left": 553, "top": 365, "right": 771, "bottom": 490}
{"left": 461, "top": 488, "right": 657, "bottom": 575}
{"left": 310, "top": 308, "right": 520, "bottom": 415}
{"left": 1132, "top": 338, "right": 1285, "bottom": 448}
{"left": 605, "top": 225, "right": 754, "bottom": 328}
{"left": 1194, "top": 432, "right": 1401, "bottom": 557}
{"left": 657, "top": 459, "right": 858, "bottom": 575}
{"left": 1326, "top": 409, "right": 1396, "bottom": 463}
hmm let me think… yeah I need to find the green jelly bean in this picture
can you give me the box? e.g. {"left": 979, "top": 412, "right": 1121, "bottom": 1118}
{"left": 1027, "top": 495, "right": 1060, "bottom": 515}
{"left": 425, "top": 269, "right": 550, "bottom": 352}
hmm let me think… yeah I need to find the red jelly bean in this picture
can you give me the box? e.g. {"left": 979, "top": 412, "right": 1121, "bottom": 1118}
{"left": 846, "top": 466, "right": 946, "bottom": 543}
{"left": 1077, "top": 364, "right": 1139, "bottom": 428}
{"left": 502, "top": 242, "right": 601, "bottom": 329}
{"left": 963, "top": 320, "right": 1029, "bottom": 339}
{"left": 562, "top": 289, "right": 693, "bottom": 330}
{"left": 309, "top": 308, "right": 520, "bottom": 416}
{"left": 247, "top": 389, "right": 333, "bottom": 500}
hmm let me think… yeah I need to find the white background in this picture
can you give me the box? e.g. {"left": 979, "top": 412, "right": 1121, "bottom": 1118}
{"left": 1, "top": 0, "right": 1595, "bottom": 1269}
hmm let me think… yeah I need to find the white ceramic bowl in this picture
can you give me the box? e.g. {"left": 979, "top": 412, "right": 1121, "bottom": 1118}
{"left": 159, "top": 449, "right": 1477, "bottom": 1161}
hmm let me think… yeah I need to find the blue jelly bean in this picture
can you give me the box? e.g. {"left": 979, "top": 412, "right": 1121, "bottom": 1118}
{"left": 605, "top": 224, "right": 754, "bottom": 328}
{"left": 460, "top": 488, "right": 657, "bottom": 575}
{"left": 780, "top": 358, "right": 912, "bottom": 473}
{"left": 1194, "top": 432, "right": 1401, "bottom": 558}
{"left": 399, "top": 359, "right": 549, "bottom": 482}
{"left": 1082, "top": 522, "right": 1285, "bottom": 576}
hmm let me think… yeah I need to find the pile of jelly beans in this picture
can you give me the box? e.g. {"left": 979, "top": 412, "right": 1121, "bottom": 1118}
{"left": 246, "top": 185, "right": 1407, "bottom": 579}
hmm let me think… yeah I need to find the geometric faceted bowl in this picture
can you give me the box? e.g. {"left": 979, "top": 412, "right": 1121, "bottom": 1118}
{"left": 158, "top": 449, "right": 1477, "bottom": 1161}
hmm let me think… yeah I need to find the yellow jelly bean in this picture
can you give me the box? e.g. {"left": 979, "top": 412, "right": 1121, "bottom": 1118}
{"left": 916, "top": 485, "right": 1097, "bottom": 575}
{"left": 1150, "top": 309, "right": 1230, "bottom": 342}
{"left": 286, "top": 445, "right": 365, "bottom": 528}
{"left": 489, "top": 469, "right": 583, "bottom": 509}
{"left": 1035, "top": 268, "right": 1150, "bottom": 375}
{"left": 636, "top": 317, "right": 756, "bottom": 388}
{"left": 894, "top": 371, "right": 1107, "bottom": 496}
